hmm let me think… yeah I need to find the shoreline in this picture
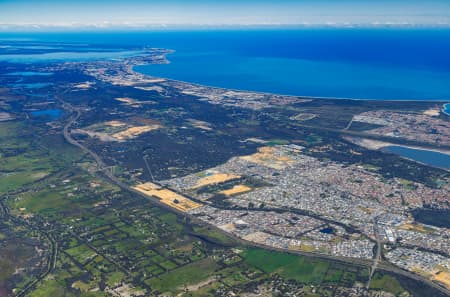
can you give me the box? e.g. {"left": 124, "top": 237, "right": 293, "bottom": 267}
{"left": 132, "top": 52, "right": 450, "bottom": 103}
{"left": 346, "top": 137, "right": 450, "bottom": 155}
{"left": 130, "top": 53, "right": 450, "bottom": 169}
{"left": 346, "top": 137, "right": 450, "bottom": 171}
{"left": 382, "top": 146, "right": 450, "bottom": 171}
{"left": 443, "top": 103, "right": 450, "bottom": 115}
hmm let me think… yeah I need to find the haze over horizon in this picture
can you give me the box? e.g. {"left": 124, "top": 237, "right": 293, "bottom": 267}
{"left": 1, "top": 0, "right": 450, "bottom": 31}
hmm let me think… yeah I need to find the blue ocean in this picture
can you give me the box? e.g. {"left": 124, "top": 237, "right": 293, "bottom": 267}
{"left": 2, "top": 29, "right": 450, "bottom": 100}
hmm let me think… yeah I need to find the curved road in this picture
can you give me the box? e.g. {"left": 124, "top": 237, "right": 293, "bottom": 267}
{"left": 61, "top": 101, "right": 450, "bottom": 296}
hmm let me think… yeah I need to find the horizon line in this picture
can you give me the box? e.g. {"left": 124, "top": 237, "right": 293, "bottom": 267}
{"left": 1, "top": 22, "right": 450, "bottom": 32}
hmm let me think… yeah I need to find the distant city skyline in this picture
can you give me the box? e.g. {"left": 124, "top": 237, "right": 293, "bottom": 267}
{"left": 1, "top": 0, "right": 450, "bottom": 30}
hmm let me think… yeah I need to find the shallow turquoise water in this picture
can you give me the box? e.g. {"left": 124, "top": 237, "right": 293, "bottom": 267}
{"left": 12, "top": 82, "right": 52, "bottom": 89}
{"left": 6, "top": 71, "right": 53, "bottom": 76}
{"left": 0, "top": 50, "right": 143, "bottom": 63}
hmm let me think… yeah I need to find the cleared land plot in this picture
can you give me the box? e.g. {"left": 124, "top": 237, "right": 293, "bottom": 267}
{"left": 433, "top": 270, "right": 450, "bottom": 290}
{"left": 220, "top": 185, "right": 252, "bottom": 196}
{"left": 133, "top": 183, "right": 202, "bottom": 212}
{"left": 192, "top": 173, "right": 240, "bottom": 189}
{"left": 187, "top": 119, "right": 213, "bottom": 131}
{"left": 76, "top": 120, "right": 162, "bottom": 142}
{"left": 240, "top": 146, "right": 295, "bottom": 170}
{"left": 113, "top": 125, "right": 160, "bottom": 141}
{"left": 65, "top": 244, "right": 97, "bottom": 265}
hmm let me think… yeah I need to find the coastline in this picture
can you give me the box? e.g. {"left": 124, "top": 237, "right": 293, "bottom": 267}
{"left": 443, "top": 103, "right": 450, "bottom": 115}
{"left": 132, "top": 52, "right": 450, "bottom": 103}
{"left": 130, "top": 53, "right": 450, "bottom": 169}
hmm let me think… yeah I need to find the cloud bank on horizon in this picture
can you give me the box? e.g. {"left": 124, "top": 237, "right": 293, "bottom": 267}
{"left": 1, "top": 0, "right": 450, "bottom": 30}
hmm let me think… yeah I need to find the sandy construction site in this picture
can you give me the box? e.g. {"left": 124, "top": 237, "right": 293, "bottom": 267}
{"left": 240, "top": 146, "right": 295, "bottom": 170}
{"left": 132, "top": 182, "right": 202, "bottom": 212}
{"left": 191, "top": 173, "right": 241, "bottom": 189}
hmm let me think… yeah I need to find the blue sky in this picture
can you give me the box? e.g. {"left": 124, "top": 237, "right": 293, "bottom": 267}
{"left": 1, "top": 0, "right": 450, "bottom": 28}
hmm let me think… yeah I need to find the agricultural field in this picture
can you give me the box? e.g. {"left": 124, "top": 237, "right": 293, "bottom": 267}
{"left": 0, "top": 123, "right": 57, "bottom": 195}
{"left": 369, "top": 273, "right": 405, "bottom": 295}
{"left": 0, "top": 122, "right": 416, "bottom": 296}
{"left": 243, "top": 248, "right": 368, "bottom": 285}
{"left": 1, "top": 46, "right": 448, "bottom": 297}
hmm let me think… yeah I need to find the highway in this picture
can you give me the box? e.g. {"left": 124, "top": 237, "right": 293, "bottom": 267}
{"left": 366, "top": 216, "right": 383, "bottom": 289}
{"left": 60, "top": 101, "right": 450, "bottom": 296}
